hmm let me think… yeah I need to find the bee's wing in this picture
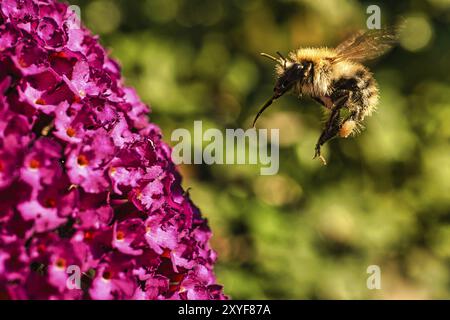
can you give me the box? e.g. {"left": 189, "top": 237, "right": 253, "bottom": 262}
{"left": 333, "top": 27, "right": 399, "bottom": 63}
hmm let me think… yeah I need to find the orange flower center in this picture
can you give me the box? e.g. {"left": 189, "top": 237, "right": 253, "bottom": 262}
{"left": 66, "top": 127, "right": 76, "bottom": 137}
{"left": 55, "top": 258, "right": 66, "bottom": 269}
{"left": 35, "top": 98, "right": 46, "bottom": 105}
{"left": 116, "top": 231, "right": 125, "bottom": 240}
{"left": 29, "top": 159, "right": 40, "bottom": 169}
{"left": 77, "top": 154, "right": 89, "bottom": 167}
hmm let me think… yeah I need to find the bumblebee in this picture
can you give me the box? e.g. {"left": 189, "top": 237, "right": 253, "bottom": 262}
{"left": 254, "top": 27, "right": 399, "bottom": 165}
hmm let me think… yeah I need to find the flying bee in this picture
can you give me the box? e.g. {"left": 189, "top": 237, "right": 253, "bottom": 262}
{"left": 254, "top": 27, "right": 400, "bottom": 165}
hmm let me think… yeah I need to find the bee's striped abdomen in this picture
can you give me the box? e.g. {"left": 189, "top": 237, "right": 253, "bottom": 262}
{"left": 353, "top": 68, "right": 379, "bottom": 120}
{"left": 326, "top": 65, "right": 379, "bottom": 138}
{"left": 330, "top": 67, "right": 378, "bottom": 117}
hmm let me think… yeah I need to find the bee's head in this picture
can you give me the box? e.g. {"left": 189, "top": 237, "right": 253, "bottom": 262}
{"left": 273, "top": 63, "right": 304, "bottom": 98}
{"left": 253, "top": 52, "right": 306, "bottom": 127}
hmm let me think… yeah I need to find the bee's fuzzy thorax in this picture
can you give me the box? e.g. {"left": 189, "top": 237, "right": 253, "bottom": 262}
{"left": 288, "top": 48, "right": 336, "bottom": 97}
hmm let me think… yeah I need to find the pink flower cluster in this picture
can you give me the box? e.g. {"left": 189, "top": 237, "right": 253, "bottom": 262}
{"left": 0, "top": 0, "right": 225, "bottom": 300}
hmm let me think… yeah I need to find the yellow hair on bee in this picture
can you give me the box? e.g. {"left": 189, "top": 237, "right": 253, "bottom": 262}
{"left": 287, "top": 48, "right": 335, "bottom": 97}
{"left": 290, "top": 47, "right": 336, "bottom": 62}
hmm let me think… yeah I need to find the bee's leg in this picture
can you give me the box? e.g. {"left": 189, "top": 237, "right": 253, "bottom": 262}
{"left": 338, "top": 97, "right": 369, "bottom": 138}
{"left": 313, "top": 93, "right": 350, "bottom": 164}
{"left": 314, "top": 107, "right": 341, "bottom": 164}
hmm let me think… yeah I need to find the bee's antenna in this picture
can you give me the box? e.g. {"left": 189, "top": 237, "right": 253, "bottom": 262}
{"left": 276, "top": 51, "right": 287, "bottom": 69}
{"left": 276, "top": 51, "right": 286, "bottom": 61}
{"left": 252, "top": 95, "right": 276, "bottom": 128}
{"left": 260, "top": 52, "right": 280, "bottom": 63}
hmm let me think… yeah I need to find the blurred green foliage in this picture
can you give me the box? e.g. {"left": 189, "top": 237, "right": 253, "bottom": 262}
{"left": 69, "top": 0, "right": 450, "bottom": 299}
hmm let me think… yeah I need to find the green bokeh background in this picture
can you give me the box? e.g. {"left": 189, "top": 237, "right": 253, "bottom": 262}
{"left": 68, "top": 0, "right": 450, "bottom": 299}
